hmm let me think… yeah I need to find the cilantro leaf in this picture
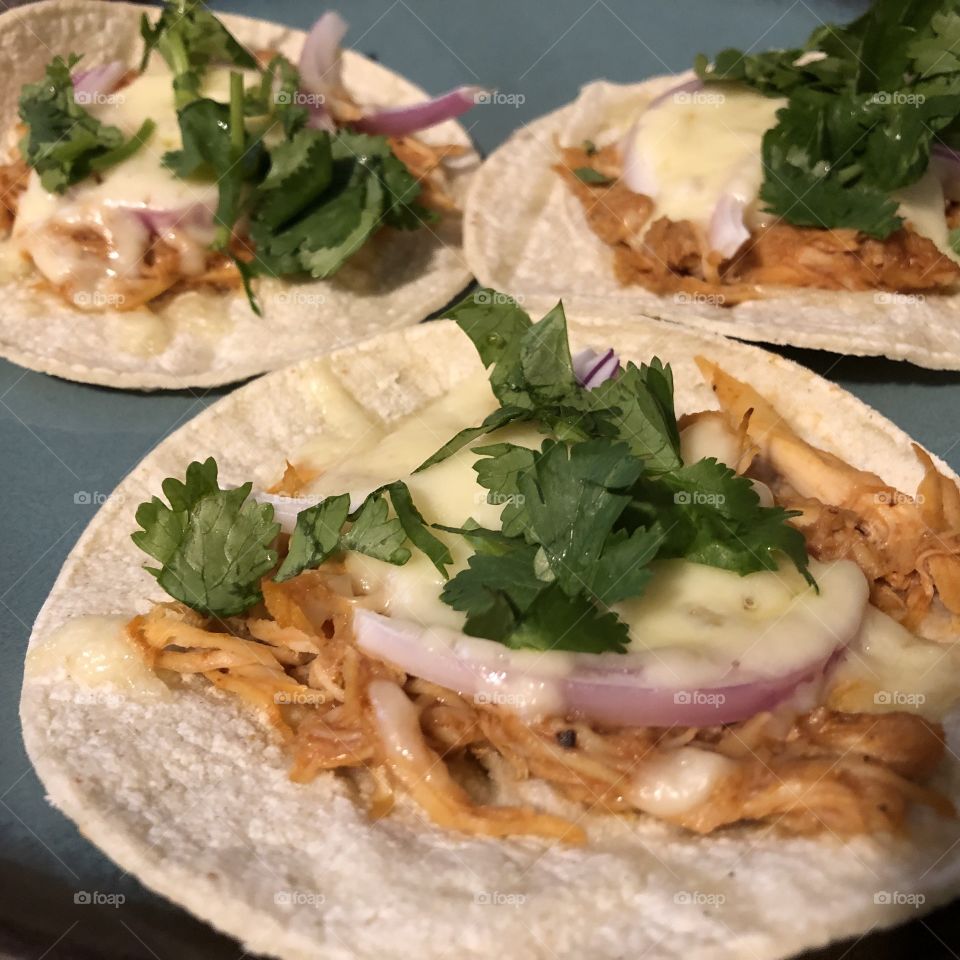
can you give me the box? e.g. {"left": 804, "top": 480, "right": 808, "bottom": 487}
{"left": 131, "top": 458, "right": 280, "bottom": 617}
{"left": 253, "top": 129, "right": 333, "bottom": 231}
{"left": 252, "top": 54, "right": 308, "bottom": 136}
{"left": 583, "top": 358, "right": 681, "bottom": 472}
{"left": 507, "top": 586, "right": 630, "bottom": 654}
{"left": 415, "top": 406, "right": 530, "bottom": 473}
{"left": 248, "top": 132, "right": 425, "bottom": 280}
{"left": 572, "top": 167, "right": 613, "bottom": 184}
{"left": 274, "top": 493, "right": 349, "bottom": 582}
{"left": 19, "top": 55, "right": 152, "bottom": 193}
{"left": 441, "top": 542, "right": 546, "bottom": 639}
{"left": 632, "top": 458, "right": 813, "bottom": 584}
{"left": 342, "top": 492, "right": 410, "bottom": 564}
{"left": 696, "top": 0, "right": 960, "bottom": 237}
{"left": 141, "top": 0, "right": 256, "bottom": 109}
{"left": 163, "top": 84, "right": 266, "bottom": 249}
{"left": 386, "top": 481, "right": 452, "bottom": 575}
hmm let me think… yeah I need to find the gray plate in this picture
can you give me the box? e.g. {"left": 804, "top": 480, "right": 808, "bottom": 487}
{"left": 3, "top": 0, "right": 960, "bottom": 956}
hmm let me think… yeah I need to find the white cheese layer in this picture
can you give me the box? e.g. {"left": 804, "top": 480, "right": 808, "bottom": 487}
{"left": 25, "top": 614, "right": 168, "bottom": 700}
{"left": 828, "top": 605, "right": 960, "bottom": 720}
{"left": 13, "top": 66, "right": 257, "bottom": 305}
{"left": 293, "top": 369, "right": 870, "bottom": 690}
{"left": 626, "top": 85, "right": 784, "bottom": 233}
{"left": 626, "top": 84, "right": 960, "bottom": 262}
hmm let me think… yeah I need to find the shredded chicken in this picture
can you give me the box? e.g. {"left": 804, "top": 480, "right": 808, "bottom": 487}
{"left": 558, "top": 146, "right": 960, "bottom": 303}
{"left": 0, "top": 153, "right": 29, "bottom": 235}
{"left": 124, "top": 359, "right": 960, "bottom": 842}
{"left": 2, "top": 68, "right": 465, "bottom": 314}
{"left": 698, "top": 358, "right": 960, "bottom": 637}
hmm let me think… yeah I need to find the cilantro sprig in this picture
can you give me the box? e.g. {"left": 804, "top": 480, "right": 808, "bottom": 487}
{"left": 18, "top": 56, "right": 154, "bottom": 194}
{"left": 140, "top": 0, "right": 256, "bottom": 108}
{"left": 132, "top": 458, "right": 280, "bottom": 618}
{"left": 17, "top": 0, "right": 439, "bottom": 315}
{"left": 695, "top": 0, "right": 960, "bottom": 237}
{"left": 133, "top": 292, "right": 813, "bottom": 655}
{"left": 133, "top": 467, "right": 449, "bottom": 616}
{"left": 421, "top": 293, "right": 812, "bottom": 653}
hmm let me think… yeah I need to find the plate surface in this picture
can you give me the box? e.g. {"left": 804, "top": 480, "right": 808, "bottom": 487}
{"left": 4, "top": 0, "right": 960, "bottom": 957}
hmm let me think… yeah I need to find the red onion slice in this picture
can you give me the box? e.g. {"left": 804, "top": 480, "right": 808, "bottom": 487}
{"left": 620, "top": 120, "right": 659, "bottom": 197}
{"left": 353, "top": 85, "right": 484, "bottom": 136}
{"left": 299, "top": 10, "right": 348, "bottom": 96}
{"left": 129, "top": 201, "right": 217, "bottom": 234}
{"left": 572, "top": 347, "right": 620, "bottom": 389}
{"left": 708, "top": 192, "right": 751, "bottom": 260}
{"left": 619, "top": 78, "right": 702, "bottom": 198}
{"left": 354, "top": 607, "right": 852, "bottom": 727}
{"left": 647, "top": 76, "right": 703, "bottom": 111}
{"left": 72, "top": 61, "right": 127, "bottom": 100}
{"left": 931, "top": 143, "right": 960, "bottom": 202}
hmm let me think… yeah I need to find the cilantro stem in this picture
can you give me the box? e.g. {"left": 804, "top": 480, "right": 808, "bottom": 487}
{"left": 213, "top": 71, "right": 245, "bottom": 249}
{"left": 229, "top": 71, "right": 245, "bottom": 156}
{"left": 89, "top": 119, "right": 156, "bottom": 172}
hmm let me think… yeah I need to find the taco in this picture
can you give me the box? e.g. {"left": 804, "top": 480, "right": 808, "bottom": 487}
{"left": 0, "top": 0, "right": 480, "bottom": 389}
{"left": 20, "top": 289, "right": 960, "bottom": 959}
{"left": 464, "top": 0, "right": 960, "bottom": 368}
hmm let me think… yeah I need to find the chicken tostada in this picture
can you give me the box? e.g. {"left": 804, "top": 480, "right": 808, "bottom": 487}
{"left": 0, "top": 0, "right": 480, "bottom": 388}
{"left": 20, "top": 289, "right": 960, "bottom": 959}
{"left": 465, "top": 0, "right": 960, "bottom": 368}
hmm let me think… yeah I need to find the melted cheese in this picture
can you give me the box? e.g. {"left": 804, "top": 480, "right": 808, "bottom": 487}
{"left": 292, "top": 369, "right": 871, "bottom": 696}
{"left": 612, "top": 558, "right": 867, "bottom": 687}
{"left": 629, "top": 747, "right": 733, "bottom": 817}
{"left": 627, "top": 86, "right": 959, "bottom": 261}
{"left": 895, "top": 164, "right": 960, "bottom": 264}
{"left": 297, "top": 370, "right": 545, "bottom": 628}
{"left": 25, "top": 614, "right": 168, "bottom": 701}
{"left": 627, "top": 86, "right": 784, "bottom": 230}
{"left": 12, "top": 66, "right": 258, "bottom": 303}
{"left": 828, "top": 605, "right": 960, "bottom": 720}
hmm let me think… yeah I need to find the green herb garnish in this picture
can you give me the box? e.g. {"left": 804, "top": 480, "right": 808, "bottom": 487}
{"left": 140, "top": 0, "right": 256, "bottom": 109}
{"left": 572, "top": 166, "right": 612, "bottom": 185}
{"left": 131, "top": 458, "right": 280, "bottom": 618}
{"left": 696, "top": 0, "right": 960, "bottom": 237}
{"left": 18, "top": 56, "right": 153, "bottom": 194}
